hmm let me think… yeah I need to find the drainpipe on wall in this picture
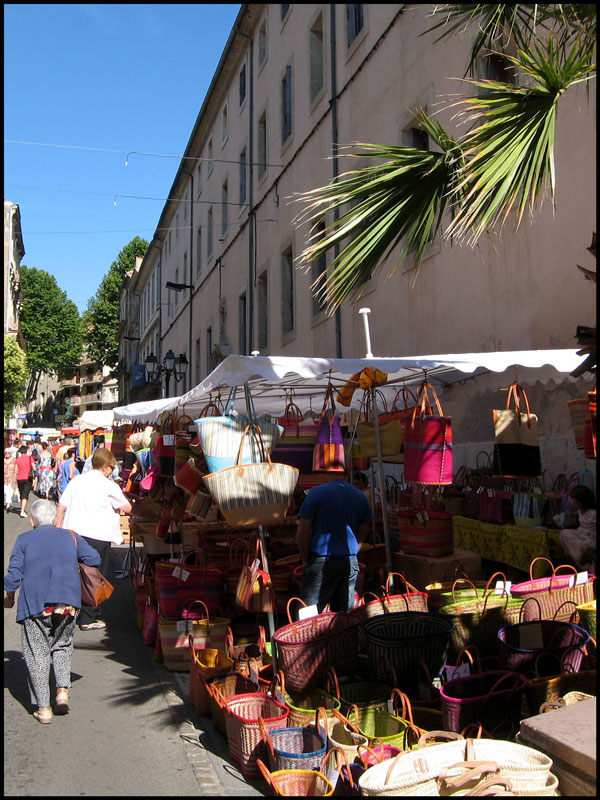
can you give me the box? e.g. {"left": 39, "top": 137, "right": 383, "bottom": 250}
{"left": 330, "top": 4, "right": 342, "bottom": 358}
{"left": 149, "top": 239, "right": 162, "bottom": 369}
{"left": 237, "top": 25, "right": 254, "bottom": 354}
{"left": 182, "top": 170, "right": 194, "bottom": 394}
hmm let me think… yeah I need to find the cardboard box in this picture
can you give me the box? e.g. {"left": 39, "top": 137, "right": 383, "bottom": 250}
{"left": 391, "top": 547, "right": 482, "bottom": 592}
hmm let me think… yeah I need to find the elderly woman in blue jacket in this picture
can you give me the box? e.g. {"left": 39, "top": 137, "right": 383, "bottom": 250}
{"left": 4, "top": 498, "right": 100, "bottom": 724}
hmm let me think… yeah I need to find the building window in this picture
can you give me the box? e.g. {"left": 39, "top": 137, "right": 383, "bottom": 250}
{"left": 257, "top": 271, "right": 268, "bottom": 351}
{"left": 281, "top": 246, "right": 294, "bottom": 335}
{"left": 174, "top": 268, "right": 179, "bottom": 304}
{"left": 222, "top": 180, "right": 228, "bottom": 235}
{"left": 207, "top": 207, "right": 213, "bottom": 256}
{"left": 151, "top": 271, "right": 155, "bottom": 309}
{"left": 309, "top": 13, "right": 324, "bottom": 103}
{"left": 221, "top": 100, "right": 229, "bottom": 145}
{"left": 347, "top": 4, "right": 364, "bottom": 46}
{"left": 405, "top": 126, "right": 429, "bottom": 151}
{"left": 239, "top": 292, "right": 247, "bottom": 355}
{"left": 183, "top": 252, "right": 187, "bottom": 286}
{"left": 239, "top": 63, "right": 246, "bottom": 106}
{"left": 196, "top": 227, "right": 202, "bottom": 275}
{"left": 282, "top": 64, "right": 292, "bottom": 144}
{"left": 311, "top": 220, "right": 327, "bottom": 316}
{"left": 239, "top": 149, "right": 247, "bottom": 206}
{"left": 175, "top": 211, "right": 179, "bottom": 238}
{"left": 206, "top": 326, "right": 213, "bottom": 374}
{"left": 184, "top": 188, "right": 188, "bottom": 221}
{"left": 168, "top": 231, "right": 172, "bottom": 253}
{"left": 196, "top": 160, "right": 202, "bottom": 195}
{"left": 258, "top": 17, "right": 267, "bottom": 66}
{"left": 258, "top": 112, "right": 267, "bottom": 179}
{"left": 207, "top": 138, "right": 213, "bottom": 174}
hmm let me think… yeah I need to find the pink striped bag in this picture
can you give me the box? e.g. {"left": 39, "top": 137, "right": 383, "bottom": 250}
{"left": 404, "top": 380, "right": 453, "bottom": 485}
{"left": 396, "top": 509, "right": 454, "bottom": 557}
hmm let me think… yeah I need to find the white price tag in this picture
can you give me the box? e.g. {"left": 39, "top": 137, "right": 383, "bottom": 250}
{"left": 417, "top": 511, "right": 429, "bottom": 523}
{"left": 533, "top": 486, "right": 542, "bottom": 494}
{"left": 163, "top": 435, "right": 175, "bottom": 446}
{"left": 298, "top": 604, "right": 319, "bottom": 621}
{"left": 569, "top": 572, "right": 588, "bottom": 587}
{"left": 494, "top": 580, "right": 511, "bottom": 596}
{"left": 176, "top": 620, "right": 189, "bottom": 632}
{"left": 138, "top": 562, "right": 144, "bottom": 572}
{"left": 519, "top": 623, "right": 544, "bottom": 651}
{"left": 180, "top": 569, "right": 190, "bottom": 582}
{"left": 487, "top": 489, "right": 494, "bottom": 498}
{"left": 171, "top": 566, "right": 181, "bottom": 579}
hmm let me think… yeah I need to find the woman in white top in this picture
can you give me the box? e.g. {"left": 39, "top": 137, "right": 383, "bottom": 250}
{"left": 53, "top": 447, "right": 132, "bottom": 630}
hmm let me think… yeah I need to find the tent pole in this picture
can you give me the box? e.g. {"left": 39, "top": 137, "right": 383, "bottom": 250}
{"left": 370, "top": 387, "right": 393, "bottom": 576}
{"left": 258, "top": 525, "right": 278, "bottom": 674}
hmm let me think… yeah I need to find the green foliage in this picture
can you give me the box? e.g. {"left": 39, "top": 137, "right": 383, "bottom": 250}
{"left": 294, "top": 3, "right": 596, "bottom": 310}
{"left": 4, "top": 335, "right": 28, "bottom": 420}
{"left": 85, "top": 236, "right": 149, "bottom": 370}
{"left": 20, "top": 267, "right": 84, "bottom": 398}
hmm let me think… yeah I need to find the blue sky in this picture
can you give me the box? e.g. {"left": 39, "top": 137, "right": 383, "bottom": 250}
{"left": 4, "top": 3, "right": 241, "bottom": 314}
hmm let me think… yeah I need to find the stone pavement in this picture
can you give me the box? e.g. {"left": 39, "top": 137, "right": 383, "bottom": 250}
{"left": 3, "top": 506, "right": 264, "bottom": 796}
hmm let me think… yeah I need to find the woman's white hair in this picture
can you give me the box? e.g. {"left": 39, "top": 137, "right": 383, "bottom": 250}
{"left": 29, "top": 499, "right": 58, "bottom": 528}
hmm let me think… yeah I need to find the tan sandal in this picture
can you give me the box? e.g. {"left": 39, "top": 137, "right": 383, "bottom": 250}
{"left": 55, "top": 688, "right": 69, "bottom": 715}
{"left": 33, "top": 708, "right": 53, "bottom": 724}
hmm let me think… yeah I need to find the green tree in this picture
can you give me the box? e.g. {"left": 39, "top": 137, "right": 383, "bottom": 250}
{"left": 20, "top": 266, "right": 84, "bottom": 402}
{"left": 295, "top": 4, "right": 596, "bottom": 312}
{"left": 85, "top": 236, "right": 149, "bottom": 371}
{"left": 4, "top": 335, "right": 28, "bottom": 423}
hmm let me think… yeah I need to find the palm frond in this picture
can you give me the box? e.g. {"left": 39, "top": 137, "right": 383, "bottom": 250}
{"left": 293, "top": 118, "right": 463, "bottom": 312}
{"left": 445, "top": 35, "right": 595, "bottom": 245}
{"left": 421, "top": 4, "right": 595, "bottom": 75}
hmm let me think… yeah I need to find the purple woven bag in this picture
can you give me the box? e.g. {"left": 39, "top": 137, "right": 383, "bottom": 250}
{"left": 313, "top": 385, "right": 345, "bottom": 473}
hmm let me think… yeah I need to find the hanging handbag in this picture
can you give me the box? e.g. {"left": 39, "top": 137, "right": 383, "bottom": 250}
{"left": 270, "top": 398, "right": 320, "bottom": 474}
{"left": 357, "top": 391, "right": 404, "bottom": 459}
{"left": 313, "top": 384, "right": 345, "bottom": 472}
{"left": 404, "top": 380, "right": 453, "bottom": 485}
{"left": 235, "top": 535, "right": 276, "bottom": 613}
{"left": 202, "top": 424, "right": 299, "bottom": 527}
{"left": 194, "top": 386, "right": 284, "bottom": 473}
{"left": 173, "top": 456, "right": 205, "bottom": 496}
{"left": 155, "top": 415, "right": 177, "bottom": 477}
{"left": 378, "top": 386, "right": 418, "bottom": 464}
{"left": 68, "top": 530, "right": 114, "bottom": 607}
{"left": 492, "top": 382, "right": 541, "bottom": 478}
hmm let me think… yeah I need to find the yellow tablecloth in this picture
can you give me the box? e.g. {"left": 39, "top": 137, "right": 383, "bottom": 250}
{"left": 452, "top": 516, "right": 567, "bottom": 575}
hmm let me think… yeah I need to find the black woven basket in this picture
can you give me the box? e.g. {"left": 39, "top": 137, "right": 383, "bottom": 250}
{"left": 363, "top": 612, "right": 454, "bottom": 692}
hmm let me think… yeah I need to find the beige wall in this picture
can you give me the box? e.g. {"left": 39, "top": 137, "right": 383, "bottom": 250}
{"left": 124, "top": 4, "right": 596, "bottom": 475}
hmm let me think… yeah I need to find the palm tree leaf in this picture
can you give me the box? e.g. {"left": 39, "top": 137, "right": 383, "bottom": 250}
{"left": 294, "top": 123, "right": 463, "bottom": 311}
{"left": 445, "top": 35, "right": 595, "bottom": 244}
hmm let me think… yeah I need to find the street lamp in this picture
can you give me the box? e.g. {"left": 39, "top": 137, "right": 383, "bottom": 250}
{"left": 145, "top": 349, "right": 188, "bottom": 397}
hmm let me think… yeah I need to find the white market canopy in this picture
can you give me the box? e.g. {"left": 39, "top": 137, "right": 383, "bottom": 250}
{"left": 78, "top": 409, "right": 115, "bottom": 432}
{"left": 163, "top": 350, "right": 587, "bottom": 419}
{"left": 112, "top": 396, "right": 185, "bottom": 424}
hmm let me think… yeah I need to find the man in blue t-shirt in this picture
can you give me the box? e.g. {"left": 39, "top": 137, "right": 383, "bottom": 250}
{"left": 296, "top": 471, "right": 373, "bottom": 613}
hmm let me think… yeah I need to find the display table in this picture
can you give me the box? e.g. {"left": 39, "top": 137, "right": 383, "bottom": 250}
{"left": 452, "top": 516, "right": 567, "bottom": 575}
{"left": 391, "top": 547, "right": 482, "bottom": 592}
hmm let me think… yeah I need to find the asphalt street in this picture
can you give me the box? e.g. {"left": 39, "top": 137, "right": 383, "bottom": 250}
{"left": 3, "top": 503, "right": 265, "bottom": 797}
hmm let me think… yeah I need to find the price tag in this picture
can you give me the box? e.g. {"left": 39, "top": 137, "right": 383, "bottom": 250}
{"left": 163, "top": 435, "right": 175, "bottom": 446}
{"left": 138, "top": 562, "right": 145, "bottom": 572}
{"left": 172, "top": 566, "right": 182, "bottom": 579}
{"left": 487, "top": 489, "right": 494, "bottom": 498}
{"left": 176, "top": 620, "right": 191, "bottom": 632}
{"left": 168, "top": 558, "right": 179, "bottom": 564}
{"left": 180, "top": 569, "right": 190, "bottom": 582}
{"left": 494, "top": 580, "right": 511, "bottom": 596}
{"left": 298, "top": 604, "right": 319, "bottom": 621}
{"left": 445, "top": 662, "right": 471, "bottom": 682}
{"left": 569, "top": 572, "right": 588, "bottom": 587}
{"left": 417, "top": 511, "right": 429, "bottom": 523}
{"left": 533, "top": 486, "right": 542, "bottom": 494}
{"left": 519, "top": 623, "right": 544, "bottom": 651}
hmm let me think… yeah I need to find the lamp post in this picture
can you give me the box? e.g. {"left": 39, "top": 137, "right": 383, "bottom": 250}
{"left": 165, "top": 280, "right": 193, "bottom": 392}
{"left": 145, "top": 349, "right": 188, "bottom": 398}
